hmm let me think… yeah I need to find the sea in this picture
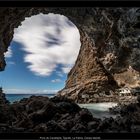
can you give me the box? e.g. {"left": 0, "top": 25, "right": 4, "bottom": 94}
{"left": 5, "top": 94, "right": 118, "bottom": 119}
{"left": 5, "top": 93, "right": 55, "bottom": 103}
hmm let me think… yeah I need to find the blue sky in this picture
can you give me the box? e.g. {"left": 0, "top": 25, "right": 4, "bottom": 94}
{"left": 0, "top": 13, "right": 80, "bottom": 94}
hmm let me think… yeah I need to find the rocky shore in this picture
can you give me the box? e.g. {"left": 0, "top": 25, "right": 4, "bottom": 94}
{"left": 0, "top": 89, "right": 140, "bottom": 133}
{"left": 57, "top": 85, "right": 137, "bottom": 104}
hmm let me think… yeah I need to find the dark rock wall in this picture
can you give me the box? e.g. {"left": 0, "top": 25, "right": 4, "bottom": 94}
{"left": 0, "top": 8, "right": 140, "bottom": 102}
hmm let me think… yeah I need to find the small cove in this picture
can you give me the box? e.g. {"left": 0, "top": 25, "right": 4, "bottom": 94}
{"left": 79, "top": 103, "right": 118, "bottom": 119}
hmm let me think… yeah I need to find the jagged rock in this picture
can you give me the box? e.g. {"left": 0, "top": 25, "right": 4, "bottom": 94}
{"left": 0, "top": 88, "right": 11, "bottom": 124}
{"left": 70, "top": 123, "right": 87, "bottom": 133}
{"left": 137, "top": 95, "right": 140, "bottom": 103}
{"left": 33, "top": 123, "right": 48, "bottom": 132}
{"left": 57, "top": 31, "right": 118, "bottom": 102}
{"left": 88, "top": 121, "right": 99, "bottom": 130}
{"left": 109, "top": 105, "right": 121, "bottom": 114}
{"left": 0, "top": 105, "right": 12, "bottom": 124}
{"left": 1, "top": 92, "right": 140, "bottom": 132}
{"left": 78, "top": 108, "right": 93, "bottom": 122}
{"left": 0, "top": 95, "right": 95, "bottom": 132}
{"left": 46, "top": 120, "right": 67, "bottom": 132}
{"left": 0, "top": 87, "right": 9, "bottom": 104}
{"left": 131, "top": 125, "right": 140, "bottom": 132}
{"left": 0, "top": 93, "right": 13, "bottom": 131}
{"left": 25, "top": 96, "right": 49, "bottom": 113}
{"left": 29, "top": 102, "right": 57, "bottom": 123}
{"left": 51, "top": 96, "right": 81, "bottom": 113}
{"left": 58, "top": 120, "right": 74, "bottom": 130}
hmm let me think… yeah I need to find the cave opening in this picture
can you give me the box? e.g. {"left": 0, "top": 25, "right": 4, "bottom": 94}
{"left": 0, "top": 13, "right": 81, "bottom": 102}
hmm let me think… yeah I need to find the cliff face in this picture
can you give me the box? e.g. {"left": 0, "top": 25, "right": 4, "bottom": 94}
{"left": 58, "top": 30, "right": 118, "bottom": 103}
{"left": 0, "top": 8, "right": 140, "bottom": 103}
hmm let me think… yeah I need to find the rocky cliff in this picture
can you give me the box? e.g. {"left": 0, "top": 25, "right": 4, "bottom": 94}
{"left": 0, "top": 87, "right": 9, "bottom": 104}
{"left": 0, "top": 8, "right": 140, "bottom": 103}
{"left": 58, "top": 30, "right": 118, "bottom": 103}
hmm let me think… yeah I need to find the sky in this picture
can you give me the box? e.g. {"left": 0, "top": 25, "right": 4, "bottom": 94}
{"left": 0, "top": 13, "right": 81, "bottom": 94}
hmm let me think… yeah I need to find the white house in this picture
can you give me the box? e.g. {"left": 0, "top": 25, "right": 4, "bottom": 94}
{"left": 117, "top": 87, "right": 131, "bottom": 95}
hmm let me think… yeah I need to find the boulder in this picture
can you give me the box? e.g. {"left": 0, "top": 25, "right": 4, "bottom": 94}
{"left": 46, "top": 120, "right": 67, "bottom": 132}
{"left": 70, "top": 123, "right": 87, "bottom": 133}
{"left": 29, "top": 102, "right": 57, "bottom": 123}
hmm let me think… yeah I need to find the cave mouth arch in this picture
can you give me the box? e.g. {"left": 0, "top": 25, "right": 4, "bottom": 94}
{"left": 0, "top": 8, "right": 140, "bottom": 103}
{"left": 2, "top": 13, "right": 81, "bottom": 96}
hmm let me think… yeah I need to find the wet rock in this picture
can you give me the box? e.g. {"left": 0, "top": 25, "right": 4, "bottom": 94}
{"left": 78, "top": 108, "right": 93, "bottom": 122}
{"left": 25, "top": 96, "right": 49, "bottom": 113}
{"left": 14, "top": 117, "right": 33, "bottom": 129}
{"left": 88, "top": 121, "right": 99, "bottom": 130}
{"left": 131, "top": 125, "right": 140, "bottom": 132}
{"left": 29, "top": 102, "right": 57, "bottom": 123}
{"left": 0, "top": 87, "right": 9, "bottom": 104}
{"left": 89, "top": 129, "right": 96, "bottom": 133}
{"left": 59, "top": 120, "right": 74, "bottom": 131}
{"left": 56, "top": 101, "right": 81, "bottom": 114}
{"left": 137, "top": 95, "right": 140, "bottom": 103}
{"left": 0, "top": 105, "right": 13, "bottom": 124}
{"left": 70, "top": 123, "right": 87, "bottom": 133}
{"left": 46, "top": 120, "right": 67, "bottom": 132}
{"left": 109, "top": 105, "right": 121, "bottom": 114}
{"left": 0, "top": 123, "right": 9, "bottom": 127}
{"left": 120, "top": 104, "right": 138, "bottom": 116}
{"left": 33, "top": 123, "right": 48, "bottom": 132}
{"left": 97, "top": 118, "right": 111, "bottom": 132}
{"left": 10, "top": 127, "right": 25, "bottom": 132}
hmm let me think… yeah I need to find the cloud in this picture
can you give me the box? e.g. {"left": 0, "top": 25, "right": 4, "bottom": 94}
{"left": 4, "top": 88, "right": 58, "bottom": 94}
{"left": 62, "top": 66, "right": 72, "bottom": 74}
{"left": 56, "top": 71, "right": 63, "bottom": 77}
{"left": 13, "top": 13, "right": 81, "bottom": 77}
{"left": 51, "top": 79, "right": 62, "bottom": 83}
{"left": 4, "top": 48, "right": 12, "bottom": 58}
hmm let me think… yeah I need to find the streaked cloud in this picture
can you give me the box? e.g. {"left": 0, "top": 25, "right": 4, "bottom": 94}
{"left": 4, "top": 48, "right": 12, "bottom": 58}
{"left": 51, "top": 79, "right": 62, "bottom": 83}
{"left": 56, "top": 71, "right": 63, "bottom": 77}
{"left": 62, "top": 66, "right": 72, "bottom": 74}
{"left": 13, "top": 13, "right": 81, "bottom": 77}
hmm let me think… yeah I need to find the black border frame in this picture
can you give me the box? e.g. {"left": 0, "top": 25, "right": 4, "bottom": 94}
{"left": 0, "top": 0, "right": 140, "bottom": 139}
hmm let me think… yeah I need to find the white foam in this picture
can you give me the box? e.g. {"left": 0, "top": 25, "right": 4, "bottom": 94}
{"left": 79, "top": 102, "right": 117, "bottom": 111}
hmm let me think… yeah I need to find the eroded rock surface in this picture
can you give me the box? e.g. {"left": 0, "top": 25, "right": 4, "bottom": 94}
{"left": 58, "top": 31, "right": 118, "bottom": 103}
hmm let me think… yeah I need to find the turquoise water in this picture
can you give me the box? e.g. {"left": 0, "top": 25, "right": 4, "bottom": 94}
{"left": 79, "top": 103, "right": 118, "bottom": 119}
{"left": 5, "top": 93, "right": 55, "bottom": 103}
